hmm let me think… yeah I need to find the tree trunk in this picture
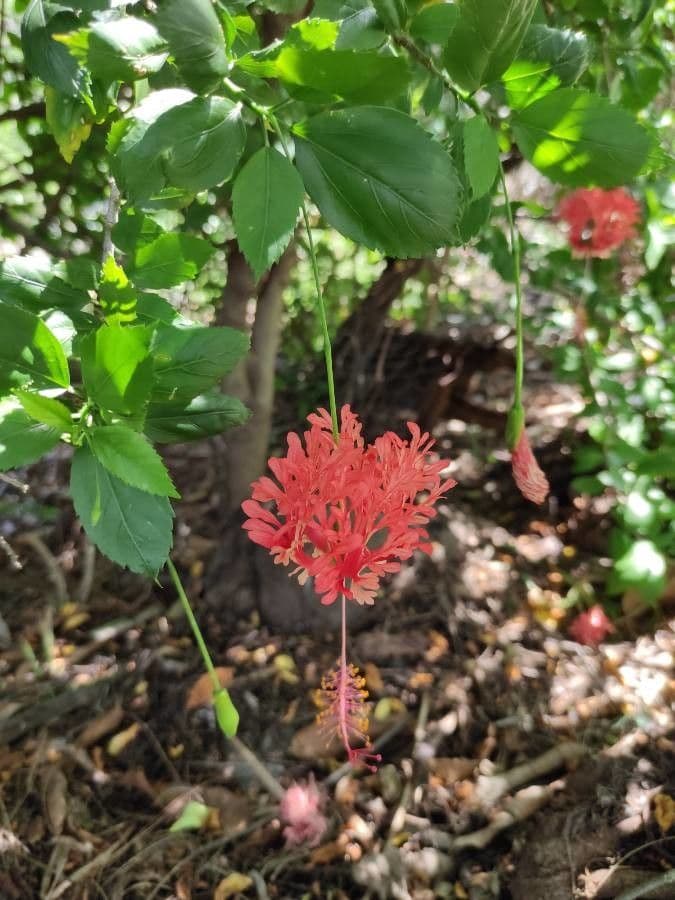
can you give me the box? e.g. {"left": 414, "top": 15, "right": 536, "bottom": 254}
{"left": 206, "top": 239, "right": 375, "bottom": 633}
{"left": 215, "top": 240, "right": 297, "bottom": 514}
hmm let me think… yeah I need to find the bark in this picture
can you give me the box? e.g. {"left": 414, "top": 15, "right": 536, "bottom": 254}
{"left": 215, "top": 240, "right": 298, "bottom": 513}
{"left": 334, "top": 257, "right": 426, "bottom": 407}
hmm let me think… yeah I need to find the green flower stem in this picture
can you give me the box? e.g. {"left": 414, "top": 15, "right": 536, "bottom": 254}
{"left": 268, "top": 114, "right": 340, "bottom": 441}
{"left": 166, "top": 558, "right": 239, "bottom": 736}
{"left": 392, "top": 37, "right": 524, "bottom": 422}
{"left": 499, "top": 164, "right": 524, "bottom": 414}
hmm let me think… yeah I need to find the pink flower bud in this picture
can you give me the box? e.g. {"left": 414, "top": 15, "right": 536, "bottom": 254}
{"left": 511, "top": 431, "right": 549, "bottom": 505}
{"left": 279, "top": 778, "right": 327, "bottom": 847}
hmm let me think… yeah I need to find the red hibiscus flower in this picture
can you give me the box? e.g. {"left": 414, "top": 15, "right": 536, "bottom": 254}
{"left": 511, "top": 430, "right": 549, "bottom": 505}
{"left": 568, "top": 604, "right": 615, "bottom": 647}
{"left": 557, "top": 188, "right": 640, "bottom": 257}
{"left": 242, "top": 405, "right": 456, "bottom": 607}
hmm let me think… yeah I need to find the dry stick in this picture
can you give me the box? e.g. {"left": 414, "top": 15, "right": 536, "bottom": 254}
{"left": 16, "top": 531, "right": 68, "bottom": 607}
{"left": 615, "top": 870, "right": 675, "bottom": 900}
{"left": 77, "top": 537, "right": 96, "bottom": 604}
{"left": 145, "top": 817, "right": 274, "bottom": 900}
{"left": 592, "top": 836, "right": 675, "bottom": 899}
{"left": 454, "top": 780, "right": 566, "bottom": 851}
{"left": 389, "top": 691, "right": 431, "bottom": 836}
{"left": 474, "top": 741, "right": 587, "bottom": 808}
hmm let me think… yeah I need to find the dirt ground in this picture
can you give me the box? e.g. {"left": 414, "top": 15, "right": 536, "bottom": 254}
{"left": 1, "top": 358, "right": 673, "bottom": 900}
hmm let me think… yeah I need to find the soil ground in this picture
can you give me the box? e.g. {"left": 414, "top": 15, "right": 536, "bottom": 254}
{"left": 1, "top": 332, "right": 673, "bottom": 900}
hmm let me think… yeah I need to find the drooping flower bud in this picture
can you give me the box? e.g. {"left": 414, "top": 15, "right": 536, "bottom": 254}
{"left": 511, "top": 430, "right": 549, "bottom": 505}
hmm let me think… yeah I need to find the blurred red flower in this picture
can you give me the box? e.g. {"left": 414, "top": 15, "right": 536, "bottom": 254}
{"left": 279, "top": 778, "right": 327, "bottom": 847}
{"left": 242, "top": 405, "right": 455, "bottom": 606}
{"left": 511, "top": 431, "right": 549, "bottom": 505}
{"left": 568, "top": 604, "right": 615, "bottom": 647}
{"left": 557, "top": 187, "right": 640, "bottom": 257}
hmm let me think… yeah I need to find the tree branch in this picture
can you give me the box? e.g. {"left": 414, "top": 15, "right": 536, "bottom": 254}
{"left": 0, "top": 102, "right": 45, "bottom": 123}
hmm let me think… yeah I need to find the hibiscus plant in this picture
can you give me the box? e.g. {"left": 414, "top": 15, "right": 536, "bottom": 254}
{"left": 0, "top": 0, "right": 669, "bottom": 761}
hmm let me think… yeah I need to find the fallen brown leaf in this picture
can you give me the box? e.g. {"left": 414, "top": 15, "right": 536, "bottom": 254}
{"left": 213, "top": 872, "right": 253, "bottom": 899}
{"left": 77, "top": 703, "right": 124, "bottom": 748}
{"left": 654, "top": 793, "right": 675, "bottom": 832}
{"left": 41, "top": 766, "right": 68, "bottom": 836}
{"left": 185, "top": 668, "right": 234, "bottom": 711}
{"left": 428, "top": 758, "right": 476, "bottom": 785}
{"left": 107, "top": 722, "right": 140, "bottom": 757}
{"left": 310, "top": 837, "right": 348, "bottom": 865}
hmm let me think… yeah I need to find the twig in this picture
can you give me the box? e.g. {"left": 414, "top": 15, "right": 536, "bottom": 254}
{"left": 389, "top": 692, "right": 431, "bottom": 836}
{"left": 145, "top": 817, "right": 274, "bottom": 900}
{"left": 76, "top": 537, "right": 96, "bottom": 604}
{"left": 16, "top": 531, "right": 68, "bottom": 607}
{"left": 0, "top": 671, "right": 128, "bottom": 744}
{"left": 474, "top": 741, "right": 587, "bottom": 807}
{"left": 0, "top": 472, "right": 28, "bottom": 492}
{"left": 48, "top": 829, "right": 134, "bottom": 900}
{"left": 0, "top": 534, "right": 22, "bottom": 570}
{"left": 229, "top": 735, "right": 284, "bottom": 801}
{"left": 615, "top": 870, "right": 675, "bottom": 900}
{"left": 455, "top": 780, "right": 565, "bottom": 850}
{"left": 421, "top": 779, "right": 566, "bottom": 851}
{"left": 101, "top": 178, "right": 121, "bottom": 263}
{"left": 588, "top": 837, "right": 675, "bottom": 899}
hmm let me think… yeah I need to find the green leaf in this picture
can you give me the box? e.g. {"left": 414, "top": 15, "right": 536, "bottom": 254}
{"left": 0, "top": 399, "right": 61, "bottom": 471}
{"left": 157, "top": 0, "right": 229, "bottom": 93}
{"left": 232, "top": 147, "right": 303, "bottom": 279}
{"left": 608, "top": 539, "right": 667, "bottom": 604}
{"left": 151, "top": 325, "right": 250, "bottom": 401}
{"left": 45, "top": 87, "right": 92, "bottom": 163}
{"left": 135, "top": 294, "right": 192, "bottom": 327}
{"left": 409, "top": 3, "right": 458, "bottom": 44}
{"left": 56, "top": 17, "right": 168, "bottom": 82}
{"left": 456, "top": 191, "right": 493, "bottom": 243}
{"left": 294, "top": 107, "right": 461, "bottom": 257}
{"left": 112, "top": 209, "right": 165, "bottom": 255}
{"left": 237, "top": 47, "right": 409, "bottom": 103}
{"left": 130, "top": 234, "right": 214, "bottom": 290}
{"left": 79, "top": 324, "right": 154, "bottom": 415}
{"left": 0, "top": 302, "right": 70, "bottom": 393}
{"left": 112, "top": 91, "right": 246, "bottom": 201}
{"left": 336, "top": 4, "right": 385, "bottom": 50}
{"left": 15, "top": 391, "right": 72, "bottom": 433}
{"left": 21, "top": 0, "right": 87, "bottom": 96}
{"left": 71, "top": 445, "right": 173, "bottom": 576}
{"left": 503, "top": 25, "right": 589, "bottom": 108}
{"left": 637, "top": 448, "right": 675, "bottom": 479}
{"left": 462, "top": 116, "right": 500, "bottom": 199}
{"left": 371, "top": 0, "right": 406, "bottom": 32}
{"left": 512, "top": 88, "right": 652, "bottom": 187}
{"left": 88, "top": 424, "right": 179, "bottom": 498}
{"left": 0, "top": 255, "right": 88, "bottom": 312}
{"left": 169, "top": 801, "right": 211, "bottom": 833}
{"left": 162, "top": 97, "right": 247, "bottom": 193}
{"left": 99, "top": 256, "right": 137, "bottom": 324}
{"left": 144, "top": 392, "right": 250, "bottom": 443}
{"left": 443, "top": 0, "right": 538, "bottom": 92}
